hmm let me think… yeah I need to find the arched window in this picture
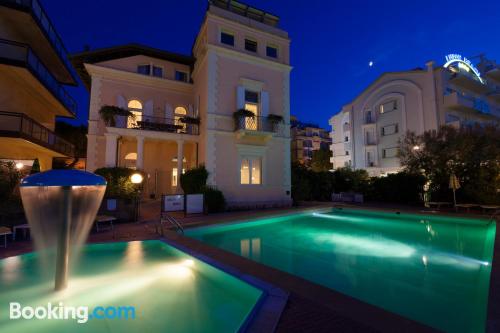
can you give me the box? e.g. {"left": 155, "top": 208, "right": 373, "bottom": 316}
{"left": 174, "top": 106, "right": 187, "bottom": 132}
{"left": 127, "top": 100, "right": 142, "bottom": 128}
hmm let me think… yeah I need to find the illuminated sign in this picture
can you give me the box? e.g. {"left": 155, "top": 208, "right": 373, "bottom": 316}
{"left": 443, "top": 54, "right": 484, "bottom": 84}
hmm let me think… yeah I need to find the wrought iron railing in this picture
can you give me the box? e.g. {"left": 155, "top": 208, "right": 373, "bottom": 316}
{"left": 111, "top": 115, "right": 199, "bottom": 135}
{"left": 234, "top": 115, "right": 285, "bottom": 135}
{"left": 0, "top": 0, "right": 75, "bottom": 80}
{"left": 0, "top": 39, "right": 77, "bottom": 114}
{"left": 0, "top": 111, "right": 75, "bottom": 156}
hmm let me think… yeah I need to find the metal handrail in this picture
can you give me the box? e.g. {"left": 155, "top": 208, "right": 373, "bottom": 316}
{"left": 0, "top": 111, "right": 75, "bottom": 156}
{"left": 111, "top": 115, "right": 199, "bottom": 135}
{"left": 160, "top": 213, "right": 184, "bottom": 234}
{"left": 0, "top": 38, "right": 76, "bottom": 114}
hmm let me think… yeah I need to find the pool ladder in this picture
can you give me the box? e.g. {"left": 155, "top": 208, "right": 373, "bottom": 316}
{"left": 159, "top": 213, "right": 184, "bottom": 234}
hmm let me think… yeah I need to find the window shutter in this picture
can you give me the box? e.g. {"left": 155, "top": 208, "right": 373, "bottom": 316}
{"left": 144, "top": 100, "right": 154, "bottom": 121}
{"left": 261, "top": 91, "right": 269, "bottom": 117}
{"left": 115, "top": 95, "right": 127, "bottom": 127}
{"left": 165, "top": 104, "right": 173, "bottom": 123}
{"left": 236, "top": 86, "right": 245, "bottom": 110}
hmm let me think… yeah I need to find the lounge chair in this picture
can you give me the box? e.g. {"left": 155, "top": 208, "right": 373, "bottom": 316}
{"left": 0, "top": 226, "right": 12, "bottom": 248}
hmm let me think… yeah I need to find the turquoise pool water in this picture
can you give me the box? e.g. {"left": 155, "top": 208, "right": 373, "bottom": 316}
{"left": 187, "top": 209, "right": 497, "bottom": 332}
{"left": 0, "top": 240, "right": 262, "bottom": 333}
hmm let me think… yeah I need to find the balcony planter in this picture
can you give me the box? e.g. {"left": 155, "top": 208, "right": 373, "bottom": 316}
{"left": 233, "top": 109, "right": 256, "bottom": 131}
{"left": 179, "top": 116, "right": 201, "bottom": 125}
{"left": 267, "top": 114, "right": 284, "bottom": 132}
{"left": 99, "top": 105, "right": 135, "bottom": 127}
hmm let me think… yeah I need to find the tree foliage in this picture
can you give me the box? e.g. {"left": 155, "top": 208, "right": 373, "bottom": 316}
{"left": 399, "top": 125, "right": 500, "bottom": 204}
{"left": 311, "top": 147, "right": 333, "bottom": 172}
{"left": 180, "top": 165, "right": 209, "bottom": 194}
{"left": 94, "top": 167, "right": 142, "bottom": 199}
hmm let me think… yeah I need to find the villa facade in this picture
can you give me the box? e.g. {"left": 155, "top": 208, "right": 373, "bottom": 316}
{"left": 0, "top": 0, "right": 77, "bottom": 171}
{"left": 73, "top": 0, "right": 292, "bottom": 207}
{"left": 330, "top": 55, "right": 500, "bottom": 176}
{"left": 290, "top": 116, "right": 332, "bottom": 166}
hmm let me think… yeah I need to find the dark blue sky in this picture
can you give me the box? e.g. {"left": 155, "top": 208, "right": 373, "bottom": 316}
{"left": 45, "top": 0, "right": 500, "bottom": 129}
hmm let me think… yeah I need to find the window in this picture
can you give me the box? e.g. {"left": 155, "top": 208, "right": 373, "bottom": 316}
{"left": 381, "top": 124, "right": 398, "bottom": 136}
{"left": 127, "top": 100, "right": 142, "bottom": 128}
{"left": 266, "top": 45, "right": 278, "bottom": 58}
{"left": 320, "top": 142, "right": 329, "bottom": 150}
{"left": 382, "top": 147, "right": 398, "bottom": 158}
{"left": 137, "top": 65, "right": 151, "bottom": 75}
{"left": 380, "top": 100, "right": 397, "bottom": 114}
{"left": 344, "top": 136, "right": 349, "bottom": 142}
{"left": 345, "top": 151, "right": 349, "bottom": 156}
{"left": 152, "top": 66, "right": 163, "bottom": 78}
{"left": 245, "top": 38, "right": 257, "bottom": 52}
{"left": 240, "top": 157, "right": 261, "bottom": 185}
{"left": 220, "top": 31, "right": 234, "bottom": 46}
{"left": 174, "top": 106, "right": 187, "bottom": 132}
{"left": 244, "top": 90, "right": 259, "bottom": 130}
{"left": 175, "top": 71, "right": 188, "bottom": 82}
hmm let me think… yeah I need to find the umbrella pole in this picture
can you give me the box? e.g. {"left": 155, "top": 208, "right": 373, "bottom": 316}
{"left": 453, "top": 188, "right": 457, "bottom": 211}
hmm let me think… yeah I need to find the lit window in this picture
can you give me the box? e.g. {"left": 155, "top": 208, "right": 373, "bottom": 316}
{"left": 174, "top": 106, "right": 187, "bottom": 132}
{"left": 172, "top": 168, "right": 186, "bottom": 187}
{"left": 244, "top": 90, "right": 259, "bottom": 130}
{"left": 152, "top": 66, "right": 163, "bottom": 78}
{"left": 175, "top": 71, "right": 188, "bottom": 82}
{"left": 127, "top": 100, "right": 142, "bottom": 128}
{"left": 220, "top": 31, "right": 234, "bottom": 46}
{"left": 240, "top": 157, "right": 262, "bottom": 185}
{"left": 266, "top": 45, "right": 278, "bottom": 58}
{"left": 137, "top": 65, "right": 151, "bottom": 75}
{"left": 245, "top": 38, "right": 257, "bottom": 52}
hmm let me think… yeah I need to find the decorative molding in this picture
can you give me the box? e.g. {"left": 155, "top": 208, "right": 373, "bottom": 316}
{"left": 239, "top": 78, "right": 265, "bottom": 91}
{"left": 85, "top": 64, "right": 193, "bottom": 95}
{"left": 105, "top": 127, "right": 200, "bottom": 143}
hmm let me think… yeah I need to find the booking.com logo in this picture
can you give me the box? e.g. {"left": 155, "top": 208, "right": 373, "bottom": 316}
{"left": 9, "top": 302, "right": 136, "bottom": 324}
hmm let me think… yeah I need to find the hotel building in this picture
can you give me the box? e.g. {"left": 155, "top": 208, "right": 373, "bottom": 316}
{"left": 0, "top": 0, "right": 77, "bottom": 170}
{"left": 73, "top": 0, "right": 292, "bottom": 207}
{"left": 290, "top": 116, "right": 331, "bottom": 165}
{"left": 330, "top": 55, "right": 500, "bottom": 176}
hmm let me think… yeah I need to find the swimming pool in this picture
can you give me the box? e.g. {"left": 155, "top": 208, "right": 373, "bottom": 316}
{"left": 0, "top": 240, "right": 263, "bottom": 333}
{"left": 187, "top": 208, "right": 497, "bottom": 332}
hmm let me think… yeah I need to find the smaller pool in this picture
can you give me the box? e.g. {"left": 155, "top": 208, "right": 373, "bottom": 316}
{"left": 187, "top": 208, "right": 496, "bottom": 332}
{"left": 0, "top": 240, "right": 263, "bottom": 333}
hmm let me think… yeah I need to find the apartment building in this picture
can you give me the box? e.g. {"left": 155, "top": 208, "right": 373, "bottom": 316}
{"left": 0, "top": 0, "right": 77, "bottom": 170}
{"left": 73, "top": 0, "right": 292, "bottom": 207}
{"left": 330, "top": 54, "right": 500, "bottom": 176}
{"left": 290, "top": 116, "right": 331, "bottom": 165}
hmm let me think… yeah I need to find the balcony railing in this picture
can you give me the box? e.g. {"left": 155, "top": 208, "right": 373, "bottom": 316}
{"left": 0, "top": 111, "right": 75, "bottom": 156}
{"left": 1, "top": 0, "right": 75, "bottom": 81}
{"left": 111, "top": 115, "right": 199, "bottom": 135}
{"left": 234, "top": 115, "right": 285, "bottom": 136}
{"left": 0, "top": 39, "right": 77, "bottom": 114}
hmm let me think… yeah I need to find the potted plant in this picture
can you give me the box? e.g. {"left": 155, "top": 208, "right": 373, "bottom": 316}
{"left": 99, "top": 105, "right": 135, "bottom": 127}
{"left": 267, "top": 114, "right": 284, "bottom": 132}
{"left": 233, "top": 108, "right": 255, "bottom": 130}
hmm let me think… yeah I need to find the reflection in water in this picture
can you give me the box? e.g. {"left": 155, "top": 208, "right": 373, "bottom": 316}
{"left": 2, "top": 256, "right": 21, "bottom": 283}
{"left": 124, "top": 241, "right": 144, "bottom": 267}
{"left": 240, "top": 238, "right": 261, "bottom": 261}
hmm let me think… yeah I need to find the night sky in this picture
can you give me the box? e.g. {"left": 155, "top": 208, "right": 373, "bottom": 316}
{"left": 45, "top": 0, "right": 500, "bottom": 129}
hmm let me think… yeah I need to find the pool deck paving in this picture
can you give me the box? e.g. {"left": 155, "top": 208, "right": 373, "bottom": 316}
{"left": 1, "top": 201, "right": 498, "bottom": 332}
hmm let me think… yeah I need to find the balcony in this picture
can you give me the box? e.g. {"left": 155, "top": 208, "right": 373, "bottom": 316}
{"left": 0, "top": 39, "right": 77, "bottom": 115}
{"left": 234, "top": 115, "right": 285, "bottom": 136}
{"left": 0, "top": 0, "right": 76, "bottom": 84}
{"left": 110, "top": 115, "right": 199, "bottom": 135}
{"left": 0, "top": 111, "right": 74, "bottom": 156}
{"left": 448, "top": 72, "right": 488, "bottom": 94}
{"left": 444, "top": 91, "right": 491, "bottom": 115}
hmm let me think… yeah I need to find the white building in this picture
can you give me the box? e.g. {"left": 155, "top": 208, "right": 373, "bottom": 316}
{"left": 330, "top": 54, "right": 500, "bottom": 176}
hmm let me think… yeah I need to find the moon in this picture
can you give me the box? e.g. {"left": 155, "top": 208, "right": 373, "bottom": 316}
{"left": 369, "top": 61, "right": 374, "bottom": 67}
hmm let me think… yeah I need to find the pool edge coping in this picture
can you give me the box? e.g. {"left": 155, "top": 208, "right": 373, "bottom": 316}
{"left": 160, "top": 237, "right": 289, "bottom": 333}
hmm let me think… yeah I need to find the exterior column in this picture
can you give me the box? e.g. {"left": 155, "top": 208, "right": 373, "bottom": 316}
{"left": 176, "top": 140, "right": 184, "bottom": 193}
{"left": 136, "top": 136, "right": 145, "bottom": 170}
{"left": 104, "top": 133, "right": 119, "bottom": 167}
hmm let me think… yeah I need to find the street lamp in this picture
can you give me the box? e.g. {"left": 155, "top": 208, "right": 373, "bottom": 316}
{"left": 15, "top": 162, "right": 24, "bottom": 170}
{"left": 130, "top": 172, "right": 143, "bottom": 222}
{"left": 412, "top": 145, "right": 420, "bottom": 151}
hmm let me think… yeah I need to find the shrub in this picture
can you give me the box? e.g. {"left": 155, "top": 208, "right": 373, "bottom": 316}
{"left": 0, "top": 161, "right": 21, "bottom": 202}
{"left": 98, "top": 105, "right": 135, "bottom": 127}
{"left": 94, "top": 167, "right": 142, "bottom": 199}
{"left": 202, "top": 186, "right": 226, "bottom": 213}
{"left": 180, "top": 165, "right": 209, "bottom": 194}
{"left": 366, "top": 172, "right": 426, "bottom": 204}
